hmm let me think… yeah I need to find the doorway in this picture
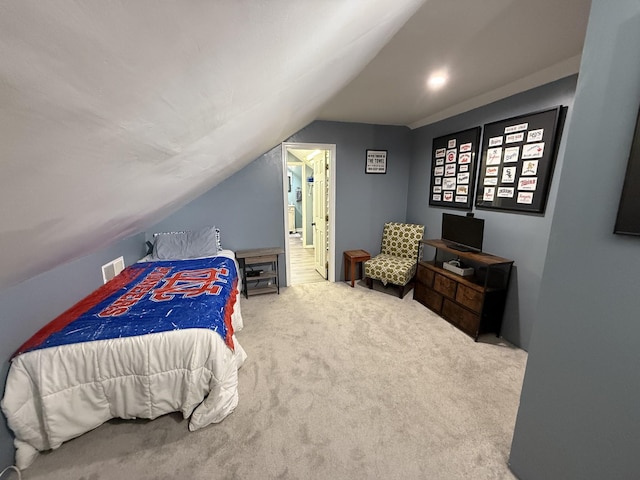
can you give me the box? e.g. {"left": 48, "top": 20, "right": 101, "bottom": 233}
{"left": 282, "top": 142, "right": 336, "bottom": 286}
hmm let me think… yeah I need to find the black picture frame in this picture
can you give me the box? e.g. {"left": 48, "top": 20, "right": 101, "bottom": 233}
{"left": 429, "top": 127, "right": 481, "bottom": 210}
{"left": 475, "top": 106, "right": 564, "bottom": 214}
{"left": 365, "top": 149, "right": 387, "bottom": 174}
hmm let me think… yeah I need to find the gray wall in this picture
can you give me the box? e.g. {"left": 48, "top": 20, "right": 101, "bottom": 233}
{"left": 292, "top": 122, "right": 412, "bottom": 272}
{"left": 150, "top": 144, "right": 285, "bottom": 251}
{"left": 509, "top": 1, "right": 640, "bottom": 478}
{"left": 407, "top": 75, "right": 578, "bottom": 350}
{"left": 0, "top": 233, "right": 145, "bottom": 467}
{"left": 510, "top": 0, "right": 640, "bottom": 480}
{"left": 149, "top": 121, "right": 413, "bottom": 284}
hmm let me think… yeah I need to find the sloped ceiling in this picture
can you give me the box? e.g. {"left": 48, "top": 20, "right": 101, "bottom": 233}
{"left": 0, "top": 1, "right": 591, "bottom": 291}
{"left": 0, "top": 0, "right": 426, "bottom": 290}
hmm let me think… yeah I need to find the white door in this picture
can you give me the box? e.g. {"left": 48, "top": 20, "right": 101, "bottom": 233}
{"left": 313, "top": 151, "right": 328, "bottom": 279}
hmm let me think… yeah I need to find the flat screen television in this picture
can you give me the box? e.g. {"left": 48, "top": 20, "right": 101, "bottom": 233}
{"left": 441, "top": 213, "right": 485, "bottom": 252}
{"left": 614, "top": 106, "right": 640, "bottom": 236}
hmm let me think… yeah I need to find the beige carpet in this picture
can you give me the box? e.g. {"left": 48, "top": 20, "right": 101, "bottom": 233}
{"left": 19, "top": 281, "right": 527, "bottom": 480}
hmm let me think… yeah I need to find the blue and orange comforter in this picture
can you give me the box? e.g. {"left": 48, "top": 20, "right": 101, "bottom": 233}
{"left": 17, "top": 255, "right": 239, "bottom": 355}
{"left": 2, "top": 253, "right": 247, "bottom": 470}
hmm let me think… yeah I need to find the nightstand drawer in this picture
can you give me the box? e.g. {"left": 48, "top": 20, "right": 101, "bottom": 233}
{"left": 244, "top": 254, "right": 278, "bottom": 265}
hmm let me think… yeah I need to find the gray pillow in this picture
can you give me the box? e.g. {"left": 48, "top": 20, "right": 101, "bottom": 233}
{"left": 152, "top": 226, "right": 219, "bottom": 260}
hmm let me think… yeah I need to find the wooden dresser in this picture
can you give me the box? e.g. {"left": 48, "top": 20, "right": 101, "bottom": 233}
{"left": 413, "top": 239, "right": 514, "bottom": 340}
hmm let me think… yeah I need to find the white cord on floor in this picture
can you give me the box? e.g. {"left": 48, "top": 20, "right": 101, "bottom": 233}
{"left": 0, "top": 466, "right": 21, "bottom": 480}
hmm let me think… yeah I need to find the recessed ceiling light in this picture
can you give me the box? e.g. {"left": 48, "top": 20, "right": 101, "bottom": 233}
{"left": 427, "top": 72, "right": 448, "bottom": 90}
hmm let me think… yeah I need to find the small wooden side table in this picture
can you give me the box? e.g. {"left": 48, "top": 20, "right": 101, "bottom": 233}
{"left": 343, "top": 249, "right": 371, "bottom": 288}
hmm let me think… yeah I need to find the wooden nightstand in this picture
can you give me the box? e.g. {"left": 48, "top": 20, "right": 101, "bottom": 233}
{"left": 343, "top": 249, "right": 371, "bottom": 287}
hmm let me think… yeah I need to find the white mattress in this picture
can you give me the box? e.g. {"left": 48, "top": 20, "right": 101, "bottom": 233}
{"left": 1, "top": 250, "right": 246, "bottom": 469}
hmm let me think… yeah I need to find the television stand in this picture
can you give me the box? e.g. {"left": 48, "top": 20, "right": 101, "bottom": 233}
{"left": 413, "top": 239, "right": 514, "bottom": 340}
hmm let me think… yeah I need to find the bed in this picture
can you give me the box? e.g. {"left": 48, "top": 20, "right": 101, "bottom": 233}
{"left": 1, "top": 227, "right": 247, "bottom": 469}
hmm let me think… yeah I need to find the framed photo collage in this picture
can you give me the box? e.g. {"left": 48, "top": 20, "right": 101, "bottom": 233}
{"left": 429, "top": 106, "right": 563, "bottom": 214}
{"left": 428, "top": 127, "right": 481, "bottom": 210}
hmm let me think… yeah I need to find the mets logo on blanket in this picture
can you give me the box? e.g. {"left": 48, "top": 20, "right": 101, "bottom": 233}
{"left": 98, "top": 266, "right": 229, "bottom": 317}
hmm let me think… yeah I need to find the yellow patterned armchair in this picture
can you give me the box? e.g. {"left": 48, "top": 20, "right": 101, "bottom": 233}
{"left": 364, "top": 222, "right": 425, "bottom": 298}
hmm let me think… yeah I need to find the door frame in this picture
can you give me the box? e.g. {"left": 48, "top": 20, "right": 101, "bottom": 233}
{"left": 282, "top": 142, "right": 336, "bottom": 285}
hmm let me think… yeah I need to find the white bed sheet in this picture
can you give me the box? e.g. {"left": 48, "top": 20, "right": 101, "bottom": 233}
{"left": 1, "top": 250, "right": 246, "bottom": 469}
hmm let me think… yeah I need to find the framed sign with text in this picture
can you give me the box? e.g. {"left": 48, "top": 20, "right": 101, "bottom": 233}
{"left": 429, "top": 127, "right": 481, "bottom": 210}
{"left": 475, "top": 106, "right": 564, "bottom": 214}
{"left": 365, "top": 149, "right": 387, "bottom": 174}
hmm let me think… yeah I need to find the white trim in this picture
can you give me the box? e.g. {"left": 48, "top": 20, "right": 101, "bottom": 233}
{"left": 282, "top": 142, "right": 336, "bottom": 285}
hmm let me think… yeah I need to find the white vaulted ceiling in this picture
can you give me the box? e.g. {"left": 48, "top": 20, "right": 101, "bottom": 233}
{"left": 0, "top": 0, "right": 590, "bottom": 290}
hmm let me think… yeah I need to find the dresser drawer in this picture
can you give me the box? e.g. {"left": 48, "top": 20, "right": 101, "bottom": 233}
{"left": 455, "top": 284, "right": 483, "bottom": 313}
{"left": 416, "top": 264, "right": 435, "bottom": 286}
{"left": 415, "top": 284, "right": 443, "bottom": 313}
{"left": 433, "top": 273, "right": 457, "bottom": 299}
{"left": 424, "top": 288, "right": 443, "bottom": 313}
{"left": 442, "top": 299, "right": 480, "bottom": 337}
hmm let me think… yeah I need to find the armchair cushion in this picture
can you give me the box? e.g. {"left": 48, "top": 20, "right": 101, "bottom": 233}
{"left": 364, "top": 254, "right": 418, "bottom": 287}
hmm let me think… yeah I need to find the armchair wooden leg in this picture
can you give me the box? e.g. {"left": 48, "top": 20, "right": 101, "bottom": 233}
{"left": 399, "top": 283, "right": 411, "bottom": 299}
